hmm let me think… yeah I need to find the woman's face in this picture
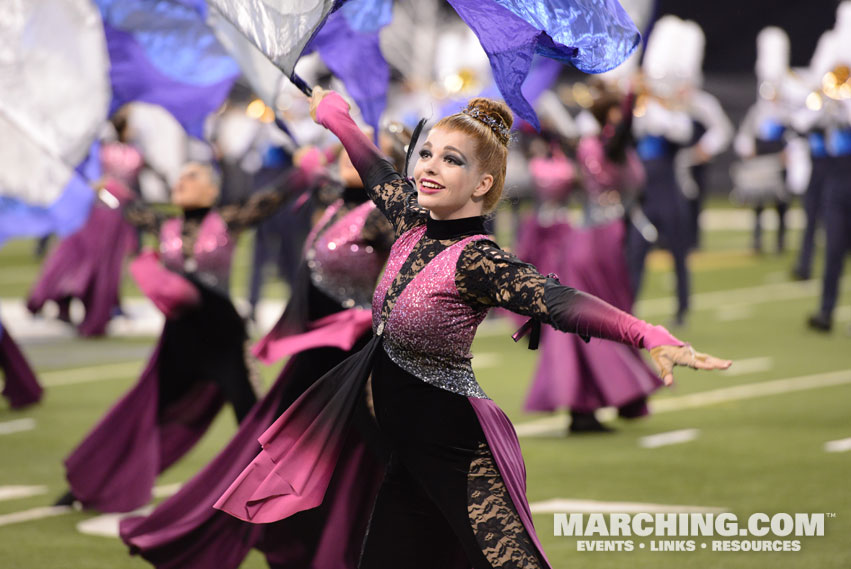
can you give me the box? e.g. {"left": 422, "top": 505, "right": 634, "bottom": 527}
{"left": 412, "top": 127, "right": 493, "bottom": 220}
{"left": 172, "top": 163, "right": 219, "bottom": 209}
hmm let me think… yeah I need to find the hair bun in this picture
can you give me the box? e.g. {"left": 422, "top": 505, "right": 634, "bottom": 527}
{"left": 467, "top": 97, "right": 514, "bottom": 131}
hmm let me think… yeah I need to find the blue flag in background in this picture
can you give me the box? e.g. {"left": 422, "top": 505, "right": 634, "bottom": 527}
{"left": 340, "top": 0, "right": 392, "bottom": 33}
{"left": 447, "top": 0, "right": 639, "bottom": 129}
{"left": 96, "top": 0, "right": 240, "bottom": 137}
{"left": 306, "top": 0, "right": 392, "bottom": 134}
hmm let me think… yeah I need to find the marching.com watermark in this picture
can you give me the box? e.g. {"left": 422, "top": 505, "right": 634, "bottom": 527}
{"left": 553, "top": 512, "right": 836, "bottom": 552}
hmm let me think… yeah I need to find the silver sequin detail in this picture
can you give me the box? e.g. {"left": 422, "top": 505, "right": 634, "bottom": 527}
{"left": 306, "top": 201, "right": 386, "bottom": 309}
{"left": 382, "top": 337, "right": 487, "bottom": 398}
{"left": 372, "top": 226, "right": 491, "bottom": 399}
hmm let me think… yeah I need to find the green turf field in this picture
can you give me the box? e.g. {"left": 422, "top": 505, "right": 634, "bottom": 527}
{"left": 0, "top": 213, "right": 849, "bottom": 568}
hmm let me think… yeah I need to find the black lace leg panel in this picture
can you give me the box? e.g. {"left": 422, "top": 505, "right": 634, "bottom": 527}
{"left": 467, "top": 442, "right": 547, "bottom": 569}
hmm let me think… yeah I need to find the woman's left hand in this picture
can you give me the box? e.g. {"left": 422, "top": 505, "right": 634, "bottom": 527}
{"left": 649, "top": 345, "right": 732, "bottom": 386}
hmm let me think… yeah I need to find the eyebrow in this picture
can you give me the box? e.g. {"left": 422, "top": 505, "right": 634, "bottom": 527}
{"left": 422, "top": 141, "right": 467, "bottom": 161}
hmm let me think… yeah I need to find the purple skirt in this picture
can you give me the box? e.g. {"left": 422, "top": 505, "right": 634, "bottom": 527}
{"left": 522, "top": 219, "right": 662, "bottom": 413}
{"left": 119, "top": 336, "right": 382, "bottom": 569}
{"left": 0, "top": 323, "right": 43, "bottom": 409}
{"left": 27, "top": 204, "right": 137, "bottom": 337}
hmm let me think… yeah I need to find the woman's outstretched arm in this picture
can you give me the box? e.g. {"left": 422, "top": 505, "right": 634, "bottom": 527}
{"left": 457, "top": 240, "right": 731, "bottom": 384}
{"left": 309, "top": 87, "right": 425, "bottom": 236}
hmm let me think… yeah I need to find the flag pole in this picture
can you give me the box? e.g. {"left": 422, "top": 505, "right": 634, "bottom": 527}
{"left": 289, "top": 73, "right": 313, "bottom": 97}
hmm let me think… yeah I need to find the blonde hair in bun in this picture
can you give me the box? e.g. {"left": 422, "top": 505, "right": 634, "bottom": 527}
{"left": 434, "top": 97, "right": 514, "bottom": 213}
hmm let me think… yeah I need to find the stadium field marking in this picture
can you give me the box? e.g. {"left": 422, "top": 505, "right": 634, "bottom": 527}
{"left": 515, "top": 369, "right": 851, "bottom": 437}
{"left": 73, "top": 483, "right": 180, "bottom": 537}
{"left": 0, "top": 482, "right": 182, "bottom": 529}
{"left": 716, "top": 304, "right": 755, "bottom": 321}
{"left": 634, "top": 277, "right": 850, "bottom": 318}
{"left": 0, "top": 486, "right": 47, "bottom": 502}
{"left": 649, "top": 369, "right": 851, "bottom": 413}
{"left": 529, "top": 498, "right": 726, "bottom": 514}
{"left": 472, "top": 353, "right": 502, "bottom": 369}
{"left": 76, "top": 506, "right": 154, "bottom": 538}
{"left": 0, "top": 418, "right": 36, "bottom": 435}
{"left": 0, "top": 506, "right": 70, "bottom": 527}
{"left": 38, "top": 361, "right": 141, "bottom": 387}
{"left": 824, "top": 437, "right": 851, "bottom": 453}
{"left": 639, "top": 428, "right": 700, "bottom": 448}
{"left": 719, "top": 357, "right": 773, "bottom": 377}
{"left": 152, "top": 482, "right": 182, "bottom": 498}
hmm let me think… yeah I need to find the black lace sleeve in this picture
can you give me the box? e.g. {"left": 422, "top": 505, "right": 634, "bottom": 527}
{"left": 457, "top": 240, "right": 672, "bottom": 349}
{"left": 456, "top": 240, "right": 552, "bottom": 321}
{"left": 361, "top": 206, "right": 395, "bottom": 253}
{"left": 368, "top": 173, "right": 429, "bottom": 238}
{"left": 122, "top": 201, "right": 164, "bottom": 233}
{"left": 218, "top": 188, "right": 290, "bottom": 230}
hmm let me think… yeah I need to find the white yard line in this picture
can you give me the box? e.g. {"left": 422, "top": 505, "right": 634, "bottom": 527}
{"left": 0, "top": 486, "right": 47, "bottom": 502}
{"left": 515, "top": 369, "right": 851, "bottom": 438}
{"left": 76, "top": 506, "right": 154, "bottom": 538}
{"left": 0, "top": 482, "right": 181, "bottom": 530}
{"left": 639, "top": 428, "right": 700, "bottom": 449}
{"left": 0, "top": 418, "right": 36, "bottom": 436}
{"left": 715, "top": 304, "right": 755, "bottom": 322}
{"left": 0, "top": 506, "right": 71, "bottom": 527}
{"left": 529, "top": 498, "right": 726, "bottom": 514}
{"left": 472, "top": 353, "right": 502, "bottom": 369}
{"left": 39, "top": 362, "right": 142, "bottom": 387}
{"left": 824, "top": 437, "right": 851, "bottom": 453}
{"left": 699, "top": 208, "right": 805, "bottom": 231}
{"left": 650, "top": 369, "right": 851, "bottom": 413}
{"left": 635, "top": 277, "right": 850, "bottom": 318}
{"left": 719, "top": 357, "right": 773, "bottom": 377}
{"left": 152, "top": 483, "right": 182, "bottom": 498}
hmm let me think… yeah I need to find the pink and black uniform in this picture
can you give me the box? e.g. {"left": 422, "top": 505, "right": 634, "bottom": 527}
{"left": 120, "top": 184, "right": 393, "bottom": 569}
{"left": 524, "top": 134, "right": 663, "bottom": 427}
{"left": 214, "top": 93, "right": 683, "bottom": 569}
{"left": 61, "top": 183, "right": 295, "bottom": 513}
{"left": 26, "top": 146, "right": 143, "bottom": 336}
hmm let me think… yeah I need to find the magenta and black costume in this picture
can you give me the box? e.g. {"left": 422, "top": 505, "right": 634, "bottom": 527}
{"left": 0, "top": 317, "right": 42, "bottom": 409}
{"left": 62, "top": 187, "right": 294, "bottom": 513}
{"left": 523, "top": 136, "right": 662, "bottom": 421}
{"left": 214, "top": 93, "right": 682, "bottom": 568}
{"left": 119, "top": 185, "right": 393, "bottom": 569}
{"left": 27, "top": 153, "right": 141, "bottom": 337}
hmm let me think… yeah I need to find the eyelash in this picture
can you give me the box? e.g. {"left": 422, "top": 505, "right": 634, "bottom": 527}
{"left": 419, "top": 149, "right": 462, "bottom": 165}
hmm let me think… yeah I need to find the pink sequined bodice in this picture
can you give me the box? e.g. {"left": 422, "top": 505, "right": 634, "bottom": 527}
{"left": 159, "top": 212, "right": 235, "bottom": 292}
{"left": 100, "top": 142, "right": 144, "bottom": 188}
{"left": 305, "top": 200, "right": 387, "bottom": 309}
{"left": 372, "top": 226, "right": 491, "bottom": 398}
{"left": 577, "top": 136, "right": 645, "bottom": 225}
{"left": 577, "top": 137, "right": 645, "bottom": 197}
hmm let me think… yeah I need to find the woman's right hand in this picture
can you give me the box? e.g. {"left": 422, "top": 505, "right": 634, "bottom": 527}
{"left": 308, "top": 86, "right": 348, "bottom": 124}
{"left": 649, "top": 345, "right": 732, "bottom": 386}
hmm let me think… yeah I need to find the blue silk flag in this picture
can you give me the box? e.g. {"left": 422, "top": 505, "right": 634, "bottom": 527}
{"left": 306, "top": 0, "right": 392, "bottom": 134}
{"left": 447, "top": 0, "right": 640, "bottom": 129}
{"left": 96, "top": 0, "right": 240, "bottom": 137}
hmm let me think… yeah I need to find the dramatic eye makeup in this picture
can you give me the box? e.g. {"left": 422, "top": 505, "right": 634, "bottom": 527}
{"left": 420, "top": 143, "right": 466, "bottom": 166}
